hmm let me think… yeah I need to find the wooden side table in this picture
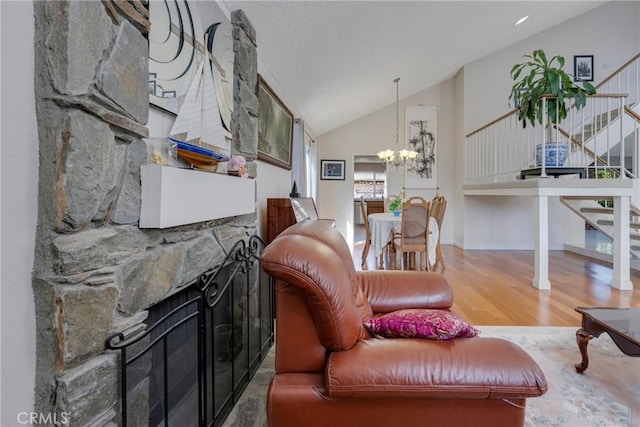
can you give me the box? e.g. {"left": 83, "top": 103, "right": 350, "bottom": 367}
{"left": 574, "top": 307, "right": 640, "bottom": 373}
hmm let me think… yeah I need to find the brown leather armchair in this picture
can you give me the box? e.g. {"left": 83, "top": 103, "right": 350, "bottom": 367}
{"left": 261, "top": 220, "right": 547, "bottom": 427}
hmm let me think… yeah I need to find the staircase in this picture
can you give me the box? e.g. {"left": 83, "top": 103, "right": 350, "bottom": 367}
{"left": 564, "top": 101, "right": 640, "bottom": 174}
{"left": 561, "top": 195, "right": 640, "bottom": 263}
{"left": 559, "top": 93, "right": 640, "bottom": 265}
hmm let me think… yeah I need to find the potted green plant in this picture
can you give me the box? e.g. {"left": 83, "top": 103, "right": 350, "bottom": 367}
{"left": 388, "top": 190, "right": 405, "bottom": 216}
{"left": 389, "top": 196, "right": 401, "bottom": 213}
{"left": 510, "top": 49, "right": 596, "bottom": 167}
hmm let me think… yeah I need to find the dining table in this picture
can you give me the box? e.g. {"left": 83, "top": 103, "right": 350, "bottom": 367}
{"left": 367, "top": 212, "right": 438, "bottom": 269}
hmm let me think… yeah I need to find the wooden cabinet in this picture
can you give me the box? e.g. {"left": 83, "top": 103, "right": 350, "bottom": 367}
{"left": 355, "top": 199, "right": 385, "bottom": 224}
{"left": 267, "top": 198, "right": 328, "bottom": 243}
{"left": 367, "top": 200, "right": 385, "bottom": 215}
{"left": 266, "top": 198, "right": 296, "bottom": 244}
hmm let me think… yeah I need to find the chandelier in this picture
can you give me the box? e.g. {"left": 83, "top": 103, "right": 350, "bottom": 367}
{"left": 377, "top": 77, "right": 418, "bottom": 168}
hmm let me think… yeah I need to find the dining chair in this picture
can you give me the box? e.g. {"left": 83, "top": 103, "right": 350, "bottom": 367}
{"left": 359, "top": 197, "right": 370, "bottom": 269}
{"left": 360, "top": 197, "right": 384, "bottom": 269}
{"left": 392, "top": 196, "right": 431, "bottom": 271}
{"left": 430, "top": 195, "right": 447, "bottom": 271}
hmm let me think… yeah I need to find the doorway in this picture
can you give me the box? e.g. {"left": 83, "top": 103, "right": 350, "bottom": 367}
{"left": 353, "top": 155, "right": 387, "bottom": 245}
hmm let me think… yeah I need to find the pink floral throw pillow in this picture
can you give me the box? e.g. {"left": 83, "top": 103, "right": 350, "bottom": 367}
{"left": 363, "top": 309, "right": 479, "bottom": 340}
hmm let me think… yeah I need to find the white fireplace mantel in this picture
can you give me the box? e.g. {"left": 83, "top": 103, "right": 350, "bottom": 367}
{"left": 139, "top": 164, "right": 255, "bottom": 229}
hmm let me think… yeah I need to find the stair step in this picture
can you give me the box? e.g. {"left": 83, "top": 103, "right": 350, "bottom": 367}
{"left": 563, "top": 196, "right": 615, "bottom": 201}
{"left": 597, "top": 219, "right": 640, "bottom": 229}
{"left": 580, "top": 207, "right": 613, "bottom": 214}
{"left": 580, "top": 207, "right": 638, "bottom": 215}
{"left": 571, "top": 108, "right": 623, "bottom": 142}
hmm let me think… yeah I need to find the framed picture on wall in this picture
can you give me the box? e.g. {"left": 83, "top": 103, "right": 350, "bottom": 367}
{"left": 320, "top": 160, "right": 345, "bottom": 180}
{"left": 573, "top": 55, "right": 594, "bottom": 82}
{"left": 257, "top": 75, "right": 294, "bottom": 170}
{"left": 405, "top": 106, "right": 437, "bottom": 189}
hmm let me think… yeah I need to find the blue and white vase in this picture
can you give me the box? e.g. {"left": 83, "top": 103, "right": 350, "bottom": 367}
{"left": 535, "top": 143, "right": 568, "bottom": 167}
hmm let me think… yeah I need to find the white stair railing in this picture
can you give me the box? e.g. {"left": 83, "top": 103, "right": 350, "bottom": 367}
{"left": 597, "top": 54, "right": 640, "bottom": 107}
{"left": 466, "top": 53, "right": 640, "bottom": 183}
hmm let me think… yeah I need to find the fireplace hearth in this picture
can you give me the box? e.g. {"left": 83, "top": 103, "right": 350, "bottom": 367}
{"left": 107, "top": 235, "right": 274, "bottom": 426}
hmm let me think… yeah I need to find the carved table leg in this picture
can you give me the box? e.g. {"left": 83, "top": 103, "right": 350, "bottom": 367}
{"left": 575, "top": 329, "right": 594, "bottom": 373}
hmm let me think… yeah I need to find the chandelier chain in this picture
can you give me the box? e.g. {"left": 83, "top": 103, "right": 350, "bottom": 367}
{"left": 377, "top": 77, "right": 418, "bottom": 169}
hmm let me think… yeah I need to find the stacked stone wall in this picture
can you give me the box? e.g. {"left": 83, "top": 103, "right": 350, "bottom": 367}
{"left": 32, "top": 2, "right": 258, "bottom": 425}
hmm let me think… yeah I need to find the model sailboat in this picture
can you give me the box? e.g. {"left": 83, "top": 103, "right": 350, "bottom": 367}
{"left": 169, "top": 50, "right": 230, "bottom": 171}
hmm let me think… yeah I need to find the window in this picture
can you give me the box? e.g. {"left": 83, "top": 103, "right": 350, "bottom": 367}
{"left": 304, "top": 131, "right": 315, "bottom": 198}
{"left": 354, "top": 171, "right": 386, "bottom": 199}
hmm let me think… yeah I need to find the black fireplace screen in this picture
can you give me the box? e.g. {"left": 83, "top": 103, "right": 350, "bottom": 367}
{"left": 106, "top": 235, "right": 274, "bottom": 427}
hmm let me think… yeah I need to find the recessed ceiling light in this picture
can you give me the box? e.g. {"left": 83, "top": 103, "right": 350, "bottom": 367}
{"left": 514, "top": 15, "right": 530, "bottom": 27}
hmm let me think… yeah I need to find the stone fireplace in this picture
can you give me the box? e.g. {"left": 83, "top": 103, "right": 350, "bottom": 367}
{"left": 31, "top": 2, "right": 263, "bottom": 425}
{"left": 106, "top": 236, "right": 273, "bottom": 426}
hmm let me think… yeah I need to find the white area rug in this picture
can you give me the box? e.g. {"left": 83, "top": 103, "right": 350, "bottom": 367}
{"left": 480, "top": 326, "right": 639, "bottom": 427}
{"left": 222, "top": 326, "right": 640, "bottom": 427}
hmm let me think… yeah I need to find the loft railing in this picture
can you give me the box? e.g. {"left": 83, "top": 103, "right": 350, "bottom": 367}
{"left": 466, "top": 53, "right": 640, "bottom": 183}
{"left": 596, "top": 53, "right": 640, "bottom": 106}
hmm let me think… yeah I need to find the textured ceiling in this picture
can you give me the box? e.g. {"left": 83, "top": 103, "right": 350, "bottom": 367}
{"left": 219, "top": 1, "right": 608, "bottom": 136}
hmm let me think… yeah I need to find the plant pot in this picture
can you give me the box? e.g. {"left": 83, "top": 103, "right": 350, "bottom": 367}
{"left": 535, "top": 143, "right": 568, "bottom": 167}
{"left": 392, "top": 211, "right": 401, "bottom": 217}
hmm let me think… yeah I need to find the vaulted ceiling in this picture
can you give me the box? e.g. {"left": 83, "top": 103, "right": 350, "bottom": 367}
{"left": 219, "top": 1, "right": 608, "bottom": 136}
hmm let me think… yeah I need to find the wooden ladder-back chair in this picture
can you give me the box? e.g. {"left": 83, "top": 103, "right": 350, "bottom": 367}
{"left": 392, "top": 197, "right": 431, "bottom": 271}
{"left": 430, "top": 195, "right": 447, "bottom": 272}
{"left": 359, "top": 197, "right": 370, "bottom": 269}
{"left": 359, "top": 197, "right": 384, "bottom": 269}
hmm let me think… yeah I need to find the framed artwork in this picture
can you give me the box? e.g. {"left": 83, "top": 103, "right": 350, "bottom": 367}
{"left": 320, "top": 160, "right": 345, "bottom": 180}
{"left": 257, "top": 75, "right": 294, "bottom": 169}
{"left": 574, "top": 55, "right": 594, "bottom": 82}
{"left": 148, "top": 0, "right": 234, "bottom": 135}
{"left": 405, "top": 106, "right": 437, "bottom": 189}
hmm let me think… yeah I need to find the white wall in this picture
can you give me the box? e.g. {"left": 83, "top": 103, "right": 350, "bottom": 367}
{"left": 462, "top": 196, "right": 583, "bottom": 250}
{"left": 0, "top": 1, "right": 38, "bottom": 423}
{"left": 317, "top": 80, "right": 455, "bottom": 246}
{"left": 464, "top": 1, "right": 640, "bottom": 134}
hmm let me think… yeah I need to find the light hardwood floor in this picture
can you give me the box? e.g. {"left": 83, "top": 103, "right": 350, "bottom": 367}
{"left": 354, "top": 238, "right": 640, "bottom": 327}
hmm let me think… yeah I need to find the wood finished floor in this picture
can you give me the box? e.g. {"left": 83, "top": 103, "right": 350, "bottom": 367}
{"left": 353, "top": 238, "right": 640, "bottom": 327}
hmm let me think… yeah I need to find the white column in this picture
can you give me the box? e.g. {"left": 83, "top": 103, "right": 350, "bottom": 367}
{"left": 611, "top": 195, "right": 633, "bottom": 289}
{"left": 532, "top": 195, "right": 551, "bottom": 289}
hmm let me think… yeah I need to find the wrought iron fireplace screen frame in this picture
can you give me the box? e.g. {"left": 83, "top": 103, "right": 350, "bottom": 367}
{"left": 106, "top": 235, "right": 274, "bottom": 426}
